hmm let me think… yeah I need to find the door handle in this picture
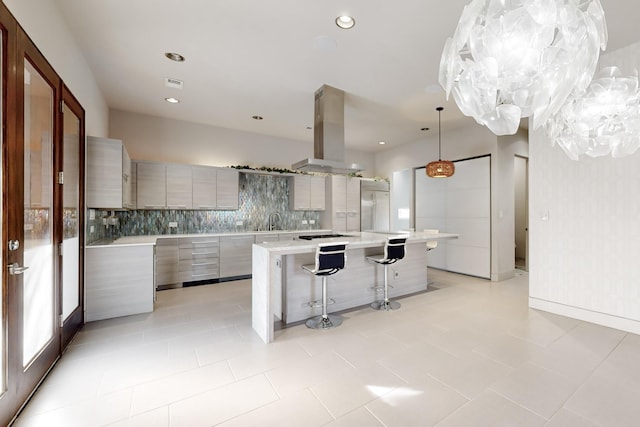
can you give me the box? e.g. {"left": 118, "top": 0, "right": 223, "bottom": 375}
{"left": 8, "top": 262, "right": 29, "bottom": 275}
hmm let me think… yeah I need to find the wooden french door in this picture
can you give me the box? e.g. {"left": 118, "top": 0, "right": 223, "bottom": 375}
{"left": 1, "top": 3, "right": 85, "bottom": 424}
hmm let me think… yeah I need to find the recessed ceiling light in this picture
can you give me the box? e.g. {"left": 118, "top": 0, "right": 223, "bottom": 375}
{"left": 164, "top": 97, "right": 180, "bottom": 104}
{"left": 335, "top": 15, "right": 355, "bottom": 29}
{"left": 252, "top": 115, "right": 263, "bottom": 120}
{"left": 421, "top": 127, "right": 430, "bottom": 131}
{"left": 165, "top": 52, "right": 185, "bottom": 62}
{"left": 379, "top": 141, "right": 386, "bottom": 145}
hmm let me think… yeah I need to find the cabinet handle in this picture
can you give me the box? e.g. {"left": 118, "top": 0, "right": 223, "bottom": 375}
{"left": 192, "top": 262, "right": 217, "bottom": 267}
{"left": 196, "top": 205, "right": 215, "bottom": 209}
{"left": 191, "top": 251, "right": 218, "bottom": 256}
{"left": 144, "top": 205, "right": 165, "bottom": 209}
{"left": 167, "top": 205, "right": 187, "bottom": 208}
{"left": 191, "top": 272, "right": 216, "bottom": 278}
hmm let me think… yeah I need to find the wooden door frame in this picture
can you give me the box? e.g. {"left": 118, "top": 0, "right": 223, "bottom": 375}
{"left": 8, "top": 22, "right": 62, "bottom": 421}
{"left": 0, "top": 4, "right": 18, "bottom": 425}
{"left": 60, "top": 84, "right": 85, "bottom": 349}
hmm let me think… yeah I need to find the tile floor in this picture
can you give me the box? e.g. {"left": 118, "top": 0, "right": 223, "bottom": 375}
{"left": 13, "top": 269, "right": 640, "bottom": 427}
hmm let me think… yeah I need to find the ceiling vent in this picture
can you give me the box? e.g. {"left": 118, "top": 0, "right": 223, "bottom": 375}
{"left": 164, "top": 77, "right": 184, "bottom": 90}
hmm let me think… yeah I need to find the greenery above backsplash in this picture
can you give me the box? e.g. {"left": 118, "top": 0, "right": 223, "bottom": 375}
{"left": 229, "top": 164, "right": 364, "bottom": 178}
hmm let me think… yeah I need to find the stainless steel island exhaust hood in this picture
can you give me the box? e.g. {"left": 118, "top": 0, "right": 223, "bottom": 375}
{"left": 292, "top": 84, "right": 363, "bottom": 174}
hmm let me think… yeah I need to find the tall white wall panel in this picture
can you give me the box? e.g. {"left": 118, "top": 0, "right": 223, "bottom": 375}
{"left": 415, "top": 156, "right": 491, "bottom": 278}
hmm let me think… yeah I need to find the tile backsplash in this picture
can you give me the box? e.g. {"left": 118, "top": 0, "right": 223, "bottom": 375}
{"left": 87, "top": 173, "right": 321, "bottom": 244}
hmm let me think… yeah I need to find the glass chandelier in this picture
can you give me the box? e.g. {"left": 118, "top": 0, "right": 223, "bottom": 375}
{"left": 439, "top": 0, "right": 608, "bottom": 136}
{"left": 426, "top": 107, "right": 455, "bottom": 178}
{"left": 546, "top": 66, "right": 640, "bottom": 159}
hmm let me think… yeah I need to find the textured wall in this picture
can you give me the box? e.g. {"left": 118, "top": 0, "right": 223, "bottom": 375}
{"left": 529, "top": 127, "right": 640, "bottom": 330}
{"left": 86, "top": 172, "right": 321, "bottom": 244}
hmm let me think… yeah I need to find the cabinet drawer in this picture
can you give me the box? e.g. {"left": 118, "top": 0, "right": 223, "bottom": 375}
{"left": 178, "top": 267, "right": 219, "bottom": 282}
{"left": 179, "top": 247, "right": 220, "bottom": 260}
{"left": 179, "top": 237, "right": 220, "bottom": 249}
{"left": 179, "top": 259, "right": 219, "bottom": 272}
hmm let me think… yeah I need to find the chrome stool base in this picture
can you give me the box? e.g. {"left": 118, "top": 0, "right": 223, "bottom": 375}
{"left": 370, "top": 300, "right": 401, "bottom": 311}
{"left": 306, "top": 314, "right": 343, "bottom": 329}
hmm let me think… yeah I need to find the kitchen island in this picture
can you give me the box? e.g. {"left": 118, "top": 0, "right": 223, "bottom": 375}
{"left": 252, "top": 230, "right": 458, "bottom": 343}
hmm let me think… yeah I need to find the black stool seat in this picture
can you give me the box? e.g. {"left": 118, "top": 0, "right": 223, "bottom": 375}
{"left": 366, "top": 237, "right": 407, "bottom": 310}
{"left": 302, "top": 242, "right": 348, "bottom": 329}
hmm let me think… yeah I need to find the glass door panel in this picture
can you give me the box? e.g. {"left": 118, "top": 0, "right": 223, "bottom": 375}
{"left": 62, "top": 104, "right": 80, "bottom": 320}
{"left": 22, "top": 59, "right": 55, "bottom": 367}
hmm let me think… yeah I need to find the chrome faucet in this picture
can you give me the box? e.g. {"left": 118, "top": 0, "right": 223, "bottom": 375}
{"left": 268, "top": 212, "right": 282, "bottom": 231}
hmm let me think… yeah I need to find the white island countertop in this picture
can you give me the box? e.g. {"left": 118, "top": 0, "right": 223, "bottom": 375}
{"left": 253, "top": 230, "right": 459, "bottom": 253}
{"left": 252, "top": 230, "right": 459, "bottom": 343}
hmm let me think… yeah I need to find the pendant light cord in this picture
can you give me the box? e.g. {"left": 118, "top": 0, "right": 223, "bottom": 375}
{"left": 437, "top": 106, "right": 443, "bottom": 161}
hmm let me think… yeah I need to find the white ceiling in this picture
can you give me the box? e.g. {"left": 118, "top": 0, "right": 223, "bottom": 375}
{"left": 55, "top": 0, "right": 640, "bottom": 153}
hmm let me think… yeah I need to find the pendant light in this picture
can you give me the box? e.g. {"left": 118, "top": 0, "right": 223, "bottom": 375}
{"left": 426, "top": 107, "right": 455, "bottom": 178}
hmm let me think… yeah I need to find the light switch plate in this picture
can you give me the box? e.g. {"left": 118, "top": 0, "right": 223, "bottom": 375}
{"left": 168, "top": 221, "right": 178, "bottom": 228}
{"left": 309, "top": 219, "right": 316, "bottom": 224}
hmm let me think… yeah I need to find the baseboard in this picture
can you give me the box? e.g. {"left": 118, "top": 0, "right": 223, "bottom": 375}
{"left": 491, "top": 270, "right": 516, "bottom": 282}
{"left": 529, "top": 297, "right": 640, "bottom": 335}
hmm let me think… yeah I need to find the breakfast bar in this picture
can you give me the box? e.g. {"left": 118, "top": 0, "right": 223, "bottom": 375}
{"left": 252, "top": 230, "right": 458, "bottom": 343}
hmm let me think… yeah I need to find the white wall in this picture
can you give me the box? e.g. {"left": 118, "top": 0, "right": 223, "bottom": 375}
{"left": 109, "top": 109, "right": 376, "bottom": 177}
{"left": 374, "top": 124, "right": 497, "bottom": 180}
{"left": 376, "top": 122, "right": 529, "bottom": 281}
{"left": 529, "top": 128, "right": 640, "bottom": 334}
{"left": 4, "top": 0, "right": 109, "bottom": 136}
{"left": 528, "top": 44, "right": 640, "bottom": 334}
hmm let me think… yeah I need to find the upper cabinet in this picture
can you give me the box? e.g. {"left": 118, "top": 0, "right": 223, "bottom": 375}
{"left": 321, "top": 175, "right": 360, "bottom": 232}
{"left": 136, "top": 162, "right": 166, "bottom": 209}
{"left": 86, "top": 136, "right": 133, "bottom": 209}
{"left": 289, "top": 175, "right": 326, "bottom": 211}
{"left": 192, "top": 165, "right": 217, "bottom": 209}
{"left": 215, "top": 168, "right": 239, "bottom": 210}
{"left": 135, "top": 162, "right": 238, "bottom": 210}
{"left": 166, "top": 164, "right": 193, "bottom": 209}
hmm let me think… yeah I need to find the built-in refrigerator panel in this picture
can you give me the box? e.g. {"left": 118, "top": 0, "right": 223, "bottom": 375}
{"left": 361, "top": 180, "right": 390, "bottom": 232}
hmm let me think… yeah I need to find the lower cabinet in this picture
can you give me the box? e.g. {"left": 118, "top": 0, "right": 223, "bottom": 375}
{"left": 156, "top": 238, "right": 179, "bottom": 287}
{"left": 220, "top": 235, "right": 254, "bottom": 278}
{"left": 86, "top": 245, "right": 155, "bottom": 321}
{"left": 178, "top": 237, "right": 220, "bottom": 282}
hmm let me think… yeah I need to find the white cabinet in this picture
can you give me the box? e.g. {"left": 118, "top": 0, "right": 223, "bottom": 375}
{"left": 136, "top": 162, "right": 166, "bottom": 209}
{"left": 310, "top": 176, "right": 326, "bottom": 210}
{"left": 192, "top": 165, "right": 217, "bottom": 209}
{"left": 155, "top": 238, "right": 179, "bottom": 287}
{"left": 220, "top": 235, "right": 254, "bottom": 278}
{"left": 216, "top": 168, "right": 239, "bottom": 210}
{"left": 346, "top": 177, "right": 361, "bottom": 232}
{"left": 178, "top": 237, "right": 219, "bottom": 282}
{"left": 166, "top": 164, "right": 193, "bottom": 209}
{"left": 193, "top": 166, "right": 239, "bottom": 210}
{"left": 137, "top": 163, "right": 238, "bottom": 210}
{"left": 321, "top": 175, "right": 361, "bottom": 233}
{"left": 290, "top": 175, "right": 325, "bottom": 211}
{"left": 85, "top": 245, "right": 154, "bottom": 321}
{"left": 86, "top": 136, "right": 133, "bottom": 209}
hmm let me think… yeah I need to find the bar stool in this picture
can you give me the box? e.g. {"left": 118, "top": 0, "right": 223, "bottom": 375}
{"left": 302, "top": 241, "right": 349, "bottom": 329}
{"left": 367, "top": 237, "right": 407, "bottom": 311}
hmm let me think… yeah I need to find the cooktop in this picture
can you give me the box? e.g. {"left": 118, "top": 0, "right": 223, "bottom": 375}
{"left": 298, "top": 234, "right": 348, "bottom": 240}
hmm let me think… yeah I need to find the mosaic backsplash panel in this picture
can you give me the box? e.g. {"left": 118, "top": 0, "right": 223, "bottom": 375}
{"left": 87, "top": 173, "right": 321, "bottom": 244}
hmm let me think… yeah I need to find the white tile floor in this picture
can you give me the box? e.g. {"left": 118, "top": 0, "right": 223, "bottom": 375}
{"left": 13, "top": 269, "right": 640, "bottom": 427}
